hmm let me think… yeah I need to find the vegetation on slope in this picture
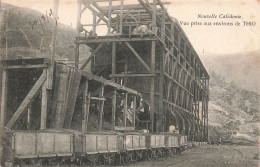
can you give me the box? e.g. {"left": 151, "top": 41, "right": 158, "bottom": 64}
{"left": 208, "top": 70, "right": 259, "bottom": 144}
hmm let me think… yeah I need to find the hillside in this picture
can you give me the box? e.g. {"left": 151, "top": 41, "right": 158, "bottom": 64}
{"left": 208, "top": 71, "right": 259, "bottom": 144}
{"left": 0, "top": 3, "right": 90, "bottom": 63}
{"left": 201, "top": 51, "right": 260, "bottom": 92}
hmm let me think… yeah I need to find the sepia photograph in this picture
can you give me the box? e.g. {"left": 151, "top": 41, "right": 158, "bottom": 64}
{"left": 0, "top": 0, "right": 259, "bottom": 166}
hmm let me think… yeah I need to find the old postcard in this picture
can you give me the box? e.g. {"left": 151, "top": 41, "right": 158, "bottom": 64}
{"left": 0, "top": 0, "right": 259, "bottom": 166}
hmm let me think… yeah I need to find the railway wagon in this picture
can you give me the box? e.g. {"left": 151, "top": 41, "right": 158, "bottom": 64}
{"left": 78, "top": 132, "right": 122, "bottom": 165}
{"left": 11, "top": 130, "right": 74, "bottom": 165}
{"left": 165, "top": 133, "right": 180, "bottom": 155}
{"left": 7, "top": 129, "right": 189, "bottom": 166}
{"left": 145, "top": 134, "right": 166, "bottom": 159}
{"left": 120, "top": 132, "right": 147, "bottom": 163}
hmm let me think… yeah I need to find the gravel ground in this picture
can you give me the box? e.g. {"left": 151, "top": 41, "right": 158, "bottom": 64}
{"left": 126, "top": 145, "right": 259, "bottom": 167}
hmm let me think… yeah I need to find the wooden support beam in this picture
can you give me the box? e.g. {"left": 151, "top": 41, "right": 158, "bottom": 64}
{"left": 114, "top": 126, "right": 135, "bottom": 131}
{"left": 75, "top": 0, "right": 81, "bottom": 69}
{"left": 82, "top": 80, "right": 89, "bottom": 132}
{"left": 152, "top": 0, "right": 157, "bottom": 33}
{"left": 119, "top": 0, "right": 123, "bottom": 33}
{"left": 110, "top": 73, "right": 155, "bottom": 78}
{"left": 123, "top": 92, "right": 128, "bottom": 126}
{"left": 161, "top": 9, "right": 166, "bottom": 43}
{"left": 1, "top": 64, "right": 49, "bottom": 69}
{"left": 107, "top": 0, "right": 112, "bottom": 34}
{"left": 40, "top": 71, "right": 48, "bottom": 129}
{"left": 112, "top": 42, "right": 116, "bottom": 81}
{"left": 181, "top": 73, "right": 189, "bottom": 106}
{"left": 133, "top": 95, "right": 136, "bottom": 128}
{"left": 76, "top": 36, "right": 157, "bottom": 44}
{"left": 0, "top": 70, "right": 7, "bottom": 127}
{"left": 27, "top": 105, "right": 31, "bottom": 130}
{"left": 98, "top": 85, "right": 104, "bottom": 131}
{"left": 150, "top": 41, "right": 156, "bottom": 132}
{"left": 159, "top": 49, "right": 164, "bottom": 132}
{"left": 125, "top": 41, "right": 151, "bottom": 71}
{"left": 6, "top": 73, "right": 46, "bottom": 128}
{"left": 80, "top": 71, "right": 142, "bottom": 96}
{"left": 75, "top": 44, "right": 80, "bottom": 69}
{"left": 166, "top": 61, "right": 177, "bottom": 100}
{"left": 80, "top": 43, "right": 104, "bottom": 70}
{"left": 112, "top": 89, "right": 117, "bottom": 130}
{"left": 90, "top": 96, "right": 106, "bottom": 101}
{"left": 93, "top": 13, "right": 97, "bottom": 34}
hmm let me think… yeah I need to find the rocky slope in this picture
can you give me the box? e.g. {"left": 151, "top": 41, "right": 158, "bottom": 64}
{"left": 208, "top": 71, "right": 259, "bottom": 144}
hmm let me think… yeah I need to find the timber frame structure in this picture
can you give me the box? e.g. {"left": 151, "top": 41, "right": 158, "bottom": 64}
{"left": 75, "top": 0, "right": 209, "bottom": 141}
{"left": 0, "top": 0, "right": 209, "bottom": 142}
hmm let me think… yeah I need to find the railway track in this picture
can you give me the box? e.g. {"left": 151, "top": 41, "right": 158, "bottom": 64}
{"left": 128, "top": 145, "right": 247, "bottom": 167}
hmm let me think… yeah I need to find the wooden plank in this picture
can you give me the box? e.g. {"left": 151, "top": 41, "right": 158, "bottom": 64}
{"left": 82, "top": 80, "right": 89, "bottom": 132}
{"left": 150, "top": 41, "right": 156, "bottom": 132}
{"left": 110, "top": 73, "right": 155, "bottom": 78}
{"left": 93, "top": 13, "right": 97, "bottom": 34}
{"left": 53, "top": 65, "right": 69, "bottom": 129}
{"left": 63, "top": 68, "right": 81, "bottom": 129}
{"left": 152, "top": 0, "right": 157, "bottom": 33}
{"left": 181, "top": 73, "right": 189, "bottom": 106}
{"left": 80, "top": 71, "right": 142, "bottom": 96}
{"left": 40, "top": 69, "right": 48, "bottom": 129}
{"left": 98, "top": 85, "right": 104, "bottom": 131}
{"left": 114, "top": 126, "right": 135, "bottom": 131}
{"left": 76, "top": 36, "right": 157, "bottom": 44}
{"left": 133, "top": 95, "right": 136, "bottom": 128}
{"left": 108, "top": 0, "right": 112, "bottom": 34}
{"left": 166, "top": 61, "right": 177, "bottom": 100}
{"left": 80, "top": 43, "right": 104, "bottom": 70}
{"left": 111, "top": 42, "right": 116, "bottom": 81}
{"left": 159, "top": 49, "right": 164, "bottom": 132}
{"left": 27, "top": 105, "right": 31, "bottom": 129}
{"left": 111, "top": 89, "right": 117, "bottom": 130}
{"left": 90, "top": 96, "right": 106, "bottom": 101}
{"left": 102, "top": 2, "right": 170, "bottom": 10}
{"left": 0, "top": 70, "right": 7, "bottom": 126}
{"left": 1, "top": 64, "right": 48, "bottom": 69}
{"left": 6, "top": 73, "right": 46, "bottom": 128}
{"left": 124, "top": 92, "right": 128, "bottom": 126}
{"left": 119, "top": 0, "right": 123, "bottom": 33}
{"left": 161, "top": 9, "right": 166, "bottom": 42}
{"left": 125, "top": 41, "right": 151, "bottom": 71}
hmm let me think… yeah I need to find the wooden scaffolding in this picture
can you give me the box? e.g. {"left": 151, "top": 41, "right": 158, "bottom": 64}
{"left": 75, "top": 0, "right": 209, "bottom": 141}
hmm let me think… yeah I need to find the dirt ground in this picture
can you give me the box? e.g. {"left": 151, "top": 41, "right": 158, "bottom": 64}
{"left": 127, "top": 145, "right": 259, "bottom": 167}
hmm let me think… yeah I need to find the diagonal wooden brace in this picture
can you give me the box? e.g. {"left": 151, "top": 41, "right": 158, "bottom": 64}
{"left": 6, "top": 73, "right": 46, "bottom": 128}
{"left": 125, "top": 41, "right": 151, "bottom": 71}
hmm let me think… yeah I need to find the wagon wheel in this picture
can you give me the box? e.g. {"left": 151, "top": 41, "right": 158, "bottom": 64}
{"left": 146, "top": 150, "right": 152, "bottom": 161}
{"left": 159, "top": 148, "right": 165, "bottom": 158}
{"left": 129, "top": 151, "right": 136, "bottom": 162}
{"left": 88, "top": 154, "right": 98, "bottom": 166}
{"left": 161, "top": 148, "right": 166, "bottom": 158}
{"left": 121, "top": 153, "right": 130, "bottom": 165}
{"left": 156, "top": 148, "right": 163, "bottom": 158}
{"left": 102, "top": 153, "right": 114, "bottom": 166}
{"left": 152, "top": 149, "right": 158, "bottom": 159}
{"left": 108, "top": 153, "right": 116, "bottom": 165}
{"left": 114, "top": 153, "right": 122, "bottom": 166}
{"left": 165, "top": 148, "right": 171, "bottom": 157}
{"left": 136, "top": 151, "right": 143, "bottom": 161}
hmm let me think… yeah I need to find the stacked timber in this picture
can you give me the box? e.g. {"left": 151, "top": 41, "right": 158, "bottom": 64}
{"left": 51, "top": 63, "right": 81, "bottom": 129}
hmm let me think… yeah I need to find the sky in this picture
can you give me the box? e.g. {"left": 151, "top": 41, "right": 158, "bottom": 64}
{"left": 2, "top": 0, "right": 260, "bottom": 55}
